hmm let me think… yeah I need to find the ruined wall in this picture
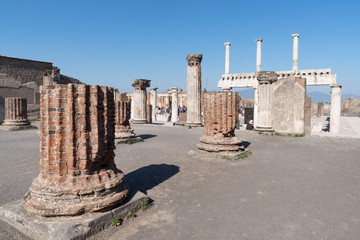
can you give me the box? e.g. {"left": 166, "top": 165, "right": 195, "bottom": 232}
{"left": 341, "top": 97, "right": 360, "bottom": 116}
{"left": 272, "top": 77, "right": 306, "bottom": 134}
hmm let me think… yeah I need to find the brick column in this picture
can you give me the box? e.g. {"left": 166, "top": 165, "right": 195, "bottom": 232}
{"left": 197, "top": 91, "right": 243, "bottom": 152}
{"left": 3, "top": 97, "right": 30, "bottom": 126}
{"left": 115, "top": 100, "right": 135, "bottom": 140}
{"left": 132, "top": 79, "right": 151, "bottom": 124}
{"left": 186, "top": 54, "right": 202, "bottom": 127}
{"left": 23, "top": 83, "right": 129, "bottom": 216}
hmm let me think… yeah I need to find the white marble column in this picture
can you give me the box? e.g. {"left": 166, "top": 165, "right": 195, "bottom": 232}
{"left": 150, "top": 87, "right": 158, "bottom": 121}
{"left": 330, "top": 84, "right": 342, "bottom": 133}
{"left": 256, "top": 38, "right": 263, "bottom": 72}
{"left": 171, "top": 87, "right": 178, "bottom": 124}
{"left": 131, "top": 79, "right": 151, "bottom": 124}
{"left": 253, "top": 85, "right": 259, "bottom": 127}
{"left": 186, "top": 54, "right": 203, "bottom": 127}
{"left": 292, "top": 33, "right": 300, "bottom": 72}
{"left": 224, "top": 42, "right": 231, "bottom": 74}
{"left": 130, "top": 94, "right": 135, "bottom": 121}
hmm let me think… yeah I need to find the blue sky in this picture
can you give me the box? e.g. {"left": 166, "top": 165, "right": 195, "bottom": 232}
{"left": 0, "top": 0, "right": 359, "bottom": 96}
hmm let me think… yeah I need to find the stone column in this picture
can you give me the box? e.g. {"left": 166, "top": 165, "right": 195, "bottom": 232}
{"left": 23, "top": 83, "right": 129, "bottom": 216}
{"left": 150, "top": 87, "right": 158, "bottom": 121}
{"left": 292, "top": 33, "right": 300, "bottom": 72}
{"left": 132, "top": 79, "right": 151, "bottom": 124}
{"left": 171, "top": 87, "right": 178, "bottom": 124}
{"left": 255, "top": 71, "right": 277, "bottom": 131}
{"left": 224, "top": 42, "right": 231, "bottom": 74}
{"left": 330, "top": 84, "right": 342, "bottom": 133}
{"left": 253, "top": 85, "right": 259, "bottom": 127}
{"left": 197, "top": 91, "right": 243, "bottom": 152}
{"left": 256, "top": 38, "right": 263, "bottom": 72}
{"left": 165, "top": 95, "right": 170, "bottom": 108}
{"left": 3, "top": 97, "right": 30, "bottom": 126}
{"left": 130, "top": 94, "right": 135, "bottom": 121}
{"left": 186, "top": 54, "right": 203, "bottom": 127}
{"left": 304, "top": 96, "right": 311, "bottom": 135}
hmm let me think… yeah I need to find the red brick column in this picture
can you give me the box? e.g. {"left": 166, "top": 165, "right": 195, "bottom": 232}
{"left": 3, "top": 97, "right": 30, "bottom": 126}
{"left": 115, "top": 100, "right": 135, "bottom": 139}
{"left": 23, "top": 83, "right": 129, "bottom": 216}
{"left": 197, "top": 91, "right": 243, "bottom": 152}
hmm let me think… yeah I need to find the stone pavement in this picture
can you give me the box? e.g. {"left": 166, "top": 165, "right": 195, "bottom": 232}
{"left": 311, "top": 116, "right": 360, "bottom": 139}
{"left": 1, "top": 123, "right": 360, "bottom": 240}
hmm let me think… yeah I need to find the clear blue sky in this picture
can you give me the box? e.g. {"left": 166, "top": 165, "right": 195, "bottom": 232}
{"left": 0, "top": 0, "right": 359, "bottom": 95}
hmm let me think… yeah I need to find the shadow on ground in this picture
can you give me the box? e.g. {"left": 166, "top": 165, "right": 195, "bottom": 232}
{"left": 137, "top": 134, "right": 157, "bottom": 140}
{"left": 124, "top": 164, "right": 180, "bottom": 198}
{"left": 242, "top": 141, "right": 251, "bottom": 149}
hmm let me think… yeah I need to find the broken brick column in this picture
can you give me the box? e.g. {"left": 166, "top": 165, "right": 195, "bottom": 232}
{"left": 132, "top": 79, "right": 151, "bottom": 124}
{"left": 3, "top": 97, "right": 30, "bottom": 126}
{"left": 197, "top": 91, "right": 243, "bottom": 152}
{"left": 115, "top": 100, "right": 135, "bottom": 140}
{"left": 23, "top": 83, "right": 129, "bottom": 216}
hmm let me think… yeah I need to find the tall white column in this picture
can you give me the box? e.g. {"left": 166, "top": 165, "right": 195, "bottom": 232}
{"left": 171, "top": 87, "right": 178, "bottom": 124}
{"left": 130, "top": 94, "right": 135, "bottom": 121}
{"left": 330, "top": 84, "right": 342, "bottom": 133}
{"left": 224, "top": 42, "right": 231, "bottom": 74}
{"left": 256, "top": 38, "right": 263, "bottom": 72}
{"left": 292, "top": 33, "right": 300, "bottom": 72}
{"left": 186, "top": 54, "right": 203, "bottom": 127}
{"left": 150, "top": 87, "right": 158, "bottom": 121}
{"left": 131, "top": 79, "right": 151, "bottom": 124}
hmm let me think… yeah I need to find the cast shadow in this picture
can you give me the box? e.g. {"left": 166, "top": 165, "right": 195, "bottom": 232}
{"left": 242, "top": 141, "right": 251, "bottom": 149}
{"left": 151, "top": 123, "right": 165, "bottom": 126}
{"left": 124, "top": 164, "right": 180, "bottom": 199}
{"left": 136, "top": 134, "right": 157, "bottom": 140}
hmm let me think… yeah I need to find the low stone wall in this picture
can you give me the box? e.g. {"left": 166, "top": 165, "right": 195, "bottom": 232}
{"left": 156, "top": 113, "right": 171, "bottom": 122}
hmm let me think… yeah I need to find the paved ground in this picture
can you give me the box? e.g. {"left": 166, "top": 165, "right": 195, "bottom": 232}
{"left": 1, "top": 121, "right": 360, "bottom": 240}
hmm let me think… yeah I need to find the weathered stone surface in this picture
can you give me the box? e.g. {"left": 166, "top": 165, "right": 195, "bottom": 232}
{"left": 0, "top": 192, "right": 147, "bottom": 240}
{"left": 132, "top": 79, "right": 150, "bottom": 124}
{"left": 2, "top": 97, "right": 30, "bottom": 126}
{"left": 341, "top": 97, "right": 360, "bottom": 116}
{"left": 186, "top": 54, "right": 202, "bottom": 127}
{"left": 197, "top": 91, "right": 243, "bottom": 152}
{"left": 186, "top": 54, "right": 202, "bottom": 65}
{"left": 23, "top": 83, "right": 129, "bottom": 216}
{"left": 304, "top": 96, "right": 311, "bottom": 135}
{"left": 272, "top": 77, "right": 306, "bottom": 134}
{"left": 257, "top": 71, "right": 278, "bottom": 84}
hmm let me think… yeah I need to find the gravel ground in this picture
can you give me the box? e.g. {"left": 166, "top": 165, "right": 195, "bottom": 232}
{"left": 1, "top": 123, "right": 360, "bottom": 240}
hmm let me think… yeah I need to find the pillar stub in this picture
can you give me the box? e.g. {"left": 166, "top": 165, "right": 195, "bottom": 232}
{"left": 186, "top": 54, "right": 203, "bottom": 65}
{"left": 257, "top": 71, "right": 278, "bottom": 84}
{"left": 132, "top": 79, "right": 151, "bottom": 90}
{"left": 256, "top": 38, "right": 263, "bottom": 42}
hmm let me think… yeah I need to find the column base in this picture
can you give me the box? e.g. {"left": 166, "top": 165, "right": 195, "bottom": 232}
{"left": 197, "top": 136, "right": 244, "bottom": 152}
{"left": 132, "top": 119, "right": 148, "bottom": 124}
{"left": 254, "top": 126, "right": 274, "bottom": 132}
{"left": 2, "top": 119, "right": 30, "bottom": 126}
{"left": 115, "top": 129, "right": 136, "bottom": 139}
{"left": 185, "top": 122, "right": 202, "bottom": 127}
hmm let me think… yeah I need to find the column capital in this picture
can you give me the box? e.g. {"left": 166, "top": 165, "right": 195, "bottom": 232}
{"left": 186, "top": 54, "right": 203, "bottom": 65}
{"left": 132, "top": 79, "right": 151, "bottom": 90}
{"left": 224, "top": 42, "right": 232, "bottom": 46}
{"left": 257, "top": 71, "right": 278, "bottom": 84}
{"left": 150, "top": 87, "right": 158, "bottom": 91}
{"left": 292, "top": 33, "right": 300, "bottom": 38}
{"left": 256, "top": 38, "right": 263, "bottom": 42}
{"left": 330, "top": 84, "right": 342, "bottom": 89}
{"left": 171, "top": 87, "right": 178, "bottom": 92}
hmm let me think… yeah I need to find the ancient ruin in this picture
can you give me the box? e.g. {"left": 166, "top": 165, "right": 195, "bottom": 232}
{"left": 150, "top": 87, "right": 158, "bottom": 121}
{"left": 186, "top": 54, "right": 202, "bottom": 127}
{"left": 2, "top": 97, "right": 30, "bottom": 126}
{"left": 197, "top": 91, "right": 243, "bottom": 152}
{"left": 218, "top": 34, "right": 342, "bottom": 134}
{"left": 131, "top": 79, "right": 151, "bottom": 124}
{"left": 23, "top": 80, "right": 129, "bottom": 216}
{"left": 171, "top": 87, "right": 178, "bottom": 124}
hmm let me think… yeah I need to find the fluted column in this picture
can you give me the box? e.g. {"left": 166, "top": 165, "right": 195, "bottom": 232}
{"left": 132, "top": 79, "right": 151, "bottom": 124}
{"left": 330, "top": 84, "right": 342, "bottom": 133}
{"left": 150, "top": 87, "right": 158, "bottom": 121}
{"left": 186, "top": 54, "right": 202, "bottom": 127}
{"left": 256, "top": 38, "right": 263, "bottom": 72}
{"left": 197, "top": 91, "right": 243, "bottom": 152}
{"left": 292, "top": 34, "right": 300, "bottom": 72}
{"left": 3, "top": 97, "right": 30, "bottom": 126}
{"left": 23, "top": 83, "right": 129, "bottom": 216}
{"left": 224, "top": 42, "right": 231, "bottom": 74}
{"left": 171, "top": 87, "right": 178, "bottom": 123}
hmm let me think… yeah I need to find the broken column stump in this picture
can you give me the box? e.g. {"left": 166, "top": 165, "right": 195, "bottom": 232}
{"left": 23, "top": 83, "right": 129, "bottom": 216}
{"left": 197, "top": 91, "right": 243, "bottom": 153}
{"left": 3, "top": 97, "right": 30, "bottom": 126}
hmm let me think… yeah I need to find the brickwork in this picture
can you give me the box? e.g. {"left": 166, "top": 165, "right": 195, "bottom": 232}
{"left": 115, "top": 100, "right": 135, "bottom": 139}
{"left": 197, "top": 91, "right": 243, "bottom": 152}
{"left": 23, "top": 83, "right": 129, "bottom": 216}
{"left": 3, "top": 97, "right": 30, "bottom": 126}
